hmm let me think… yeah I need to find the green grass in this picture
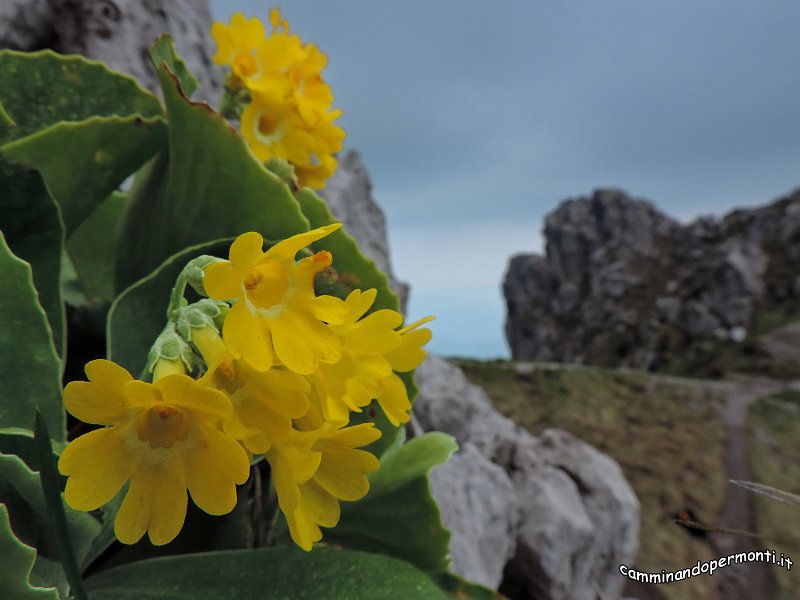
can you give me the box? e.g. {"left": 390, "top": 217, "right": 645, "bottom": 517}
{"left": 454, "top": 359, "right": 726, "bottom": 600}
{"left": 748, "top": 391, "right": 800, "bottom": 599}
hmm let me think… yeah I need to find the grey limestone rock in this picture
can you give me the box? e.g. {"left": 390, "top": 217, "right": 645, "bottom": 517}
{"left": 504, "top": 187, "right": 800, "bottom": 371}
{"left": 415, "top": 354, "right": 640, "bottom": 599}
{"left": 429, "top": 443, "right": 519, "bottom": 589}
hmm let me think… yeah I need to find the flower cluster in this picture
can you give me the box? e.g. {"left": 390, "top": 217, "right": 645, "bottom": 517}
{"left": 59, "top": 226, "right": 432, "bottom": 550}
{"left": 211, "top": 10, "right": 345, "bottom": 189}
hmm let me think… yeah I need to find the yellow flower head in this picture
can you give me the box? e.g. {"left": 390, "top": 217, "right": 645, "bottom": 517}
{"left": 316, "top": 289, "right": 434, "bottom": 426}
{"left": 204, "top": 226, "right": 347, "bottom": 375}
{"left": 211, "top": 12, "right": 303, "bottom": 90}
{"left": 58, "top": 360, "right": 250, "bottom": 546}
{"left": 268, "top": 422, "right": 380, "bottom": 551}
{"left": 212, "top": 8, "right": 345, "bottom": 188}
{"left": 240, "top": 89, "right": 344, "bottom": 189}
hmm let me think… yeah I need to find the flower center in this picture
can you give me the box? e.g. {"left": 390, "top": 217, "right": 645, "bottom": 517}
{"left": 243, "top": 259, "right": 289, "bottom": 309}
{"left": 234, "top": 52, "right": 258, "bottom": 78}
{"left": 253, "top": 109, "right": 285, "bottom": 145}
{"left": 136, "top": 404, "right": 191, "bottom": 449}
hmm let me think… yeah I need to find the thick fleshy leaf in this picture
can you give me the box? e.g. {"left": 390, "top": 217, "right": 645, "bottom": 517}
{"left": 296, "top": 188, "right": 398, "bottom": 312}
{"left": 2, "top": 116, "right": 165, "bottom": 233}
{"left": 0, "top": 233, "right": 64, "bottom": 439}
{"left": 84, "top": 547, "right": 449, "bottom": 600}
{"left": 0, "top": 451, "right": 101, "bottom": 570}
{"left": 107, "top": 239, "right": 233, "bottom": 378}
{"left": 328, "top": 432, "right": 457, "bottom": 574}
{"left": 0, "top": 157, "right": 65, "bottom": 358}
{"left": 114, "top": 54, "right": 309, "bottom": 290}
{"left": 0, "top": 50, "right": 161, "bottom": 144}
{"left": 148, "top": 36, "right": 199, "bottom": 97}
{"left": 33, "top": 414, "right": 88, "bottom": 599}
{"left": 0, "top": 504, "right": 59, "bottom": 599}
{"left": 66, "top": 192, "right": 127, "bottom": 303}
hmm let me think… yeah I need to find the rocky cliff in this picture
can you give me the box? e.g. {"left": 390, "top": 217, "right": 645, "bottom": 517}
{"left": 504, "top": 188, "right": 800, "bottom": 375}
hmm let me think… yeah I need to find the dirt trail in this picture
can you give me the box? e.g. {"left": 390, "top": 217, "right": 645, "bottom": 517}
{"left": 513, "top": 362, "right": 796, "bottom": 599}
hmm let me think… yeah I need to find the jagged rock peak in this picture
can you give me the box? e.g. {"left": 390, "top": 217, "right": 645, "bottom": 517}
{"left": 504, "top": 187, "right": 800, "bottom": 373}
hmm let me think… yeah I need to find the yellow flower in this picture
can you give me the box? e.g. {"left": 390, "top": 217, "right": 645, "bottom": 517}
{"left": 316, "top": 289, "right": 435, "bottom": 426}
{"left": 204, "top": 226, "right": 346, "bottom": 375}
{"left": 58, "top": 360, "right": 250, "bottom": 546}
{"left": 285, "top": 423, "right": 381, "bottom": 550}
{"left": 240, "top": 89, "right": 344, "bottom": 189}
{"left": 192, "top": 325, "right": 310, "bottom": 454}
{"left": 211, "top": 12, "right": 303, "bottom": 90}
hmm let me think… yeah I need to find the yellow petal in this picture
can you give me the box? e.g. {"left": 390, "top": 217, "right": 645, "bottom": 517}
{"left": 314, "top": 446, "right": 378, "bottom": 502}
{"left": 384, "top": 328, "right": 433, "bottom": 372}
{"left": 270, "top": 309, "right": 341, "bottom": 375}
{"left": 286, "top": 479, "right": 340, "bottom": 550}
{"left": 263, "top": 224, "right": 341, "bottom": 263}
{"left": 344, "top": 289, "right": 377, "bottom": 323}
{"left": 63, "top": 360, "right": 134, "bottom": 424}
{"left": 204, "top": 261, "right": 243, "bottom": 300}
{"left": 286, "top": 503, "right": 322, "bottom": 552}
{"left": 267, "top": 430, "right": 323, "bottom": 513}
{"left": 311, "top": 294, "right": 347, "bottom": 325}
{"left": 223, "top": 301, "right": 273, "bottom": 371}
{"left": 114, "top": 459, "right": 187, "bottom": 546}
{"left": 375, "top": 374, "right": 412, "bottom": 426}
{"left": 183, "top": 425, "right": 249, "bottom": 515}
{"left": 345, "top": 310, "right": 403, "bottom": 355}
{"left": 60, "top": 426, "right": 135, "bottom": 511}
{"left": 327, "top": 423, "right": 382, "bottom": 448}
{"left": 229, "top": 231, "right": 265, "bottom": 266}
{"left": 152, "top": 375, "right": 232, "bottom": 422}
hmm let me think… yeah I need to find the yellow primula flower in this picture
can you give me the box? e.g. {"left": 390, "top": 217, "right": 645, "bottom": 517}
{"left": 286, "top": 422, "right": 381, "bottom": 551}
{"left": 211, "top": 12, "right": 303, "bottom": 91}
{"left": 58, "top": 360, "right": 250, "bottom": 546}
{"left": 192, "top": 324, "right": 310, "bottom": 454}
{"left": 268, "top": 393, "right": 380, "bottom": 551}
{"left": 240, "top": 88, "right": 344, "bottom": 189}
{"left": 204, "top": 226, "right": 346, "bottom": 375}
{"left": 315, "top": 289, "right": 434, "bottom": 426}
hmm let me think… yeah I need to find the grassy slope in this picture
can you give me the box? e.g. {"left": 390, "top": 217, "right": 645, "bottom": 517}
{"left": 454, "top": 359, "right": 726, "bottom": 600}
{"left": 747, "top": 389, "right": 800, "bottom": 599}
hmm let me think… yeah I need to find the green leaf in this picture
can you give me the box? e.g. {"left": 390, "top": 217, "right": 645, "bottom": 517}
{"left": 0, "top": 50, "right": 161, "bottom": 144}
{"left": 148, "top": 36, "right": 199, "bottom": 97}
{"left": 114, "top": 59, "right": 310, "bottom": 290}
{"left": 2, "top": 116, "right": 166, "bottom": 234}
{"left": 0, "top": 232, "right": 64, "bottom": 440}
{"left": 431, "top": 573, "right": 505, "bottom": 599}
{"left": 0, "top": 100, "right": 13, "bottom": 133}
{"left": 0, "top": 504, "right": 59, "bottom": 600}
{"left": 329, "top": 433, "right": 456, "bottom": 574}
{"left": 0, "top": 157, "right": 65, "bottom": 358}
{"left": 85, "top": 547, "right": 449, "bottom": 600}
{"left": 0, "top": 451, "right": 100, "bottom": 571}
{"left": 108, "top": 239, "right": 233, "bottom": 378}
{"left": 0, "top": 429, "right": 64, "bottom": 474}
{"left": 296, "top": 188, "right": 399, "bottom": 312}
{"left": 66, "top": 192, "right": 127, "bottom": 303}
{"left": 32, "top": 414, "right": 88, "bottom": 600}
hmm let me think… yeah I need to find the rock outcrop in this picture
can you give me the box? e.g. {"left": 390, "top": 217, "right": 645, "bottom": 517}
{"left": 417, "top": 355, "right": 640, "bottom": 599}
{"left": 1, "top": 0, "right": 222, "bottom": 102}
{"left": 504, "top": 188, "right": 800, "bottom": 374}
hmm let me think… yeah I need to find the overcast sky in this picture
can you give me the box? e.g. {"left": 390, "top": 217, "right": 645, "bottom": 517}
{"left": 210, "top": 1, "right": 800, "bottom": 358}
